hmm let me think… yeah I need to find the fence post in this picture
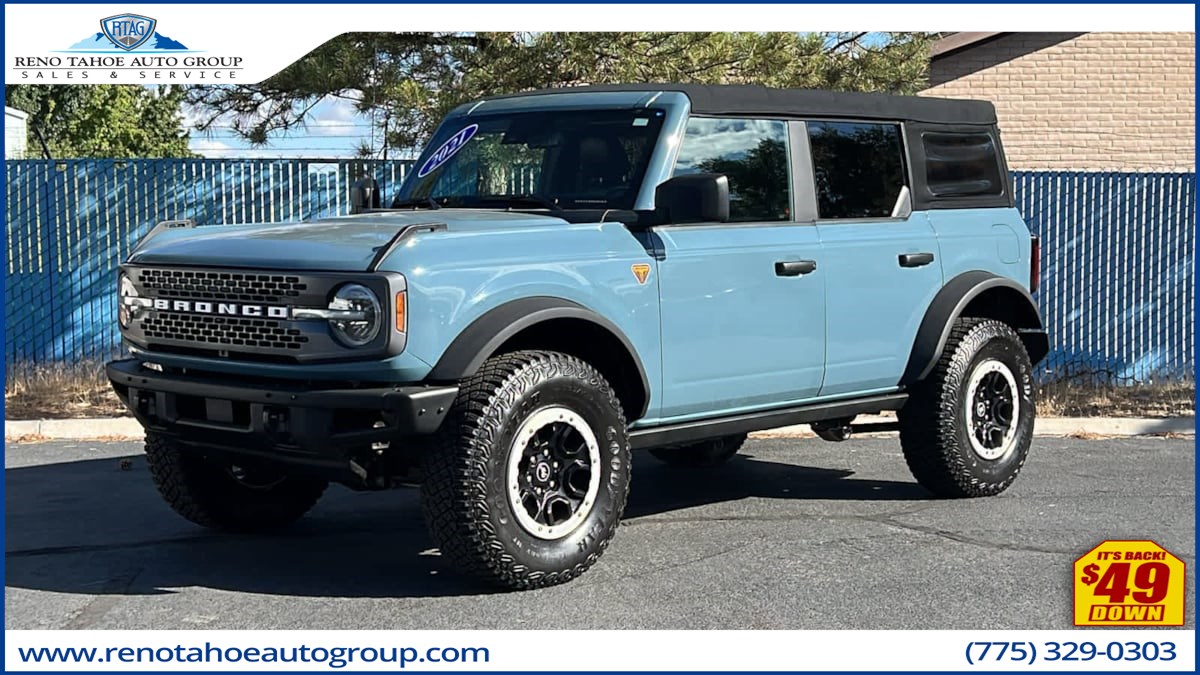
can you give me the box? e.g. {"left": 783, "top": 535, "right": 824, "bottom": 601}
{"left": 43, "top": 162, "right": 61, "bottom": 363}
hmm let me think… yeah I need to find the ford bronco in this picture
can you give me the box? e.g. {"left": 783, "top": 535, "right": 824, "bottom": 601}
{"left": 108, "top": 84, "right": 1047, "bottom": 589}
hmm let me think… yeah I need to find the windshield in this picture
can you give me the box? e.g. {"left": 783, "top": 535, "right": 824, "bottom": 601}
{"left": 395, "top": 108, "right": 666, "bottom": 211}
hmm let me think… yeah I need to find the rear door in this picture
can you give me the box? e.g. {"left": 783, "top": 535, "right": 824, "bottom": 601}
{"left": 654, "top": 117, "right": 826, "bottom": 421}
{"left": 803, "top": 120, "right": 945, "bottom": 397}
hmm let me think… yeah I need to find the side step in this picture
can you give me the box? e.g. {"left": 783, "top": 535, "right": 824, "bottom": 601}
{"left": 629, "top": 393, "right": 908, "bottom": 450}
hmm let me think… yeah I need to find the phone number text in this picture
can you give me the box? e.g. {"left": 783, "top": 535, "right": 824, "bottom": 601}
{"left": 964, "top": 641, "right": 1177, "bottom": 666}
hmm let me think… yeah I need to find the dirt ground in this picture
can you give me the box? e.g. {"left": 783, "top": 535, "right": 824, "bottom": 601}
{"left": 5, "top": 362, "right": 127, "bottom": 420}
{"left": 1036, "top": 380, "right": 1195, "bottom": 418}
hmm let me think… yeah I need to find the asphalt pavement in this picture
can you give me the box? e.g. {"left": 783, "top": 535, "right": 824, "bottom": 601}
{"left": 4, "top": 436, "right": 1194, "bottom": 630}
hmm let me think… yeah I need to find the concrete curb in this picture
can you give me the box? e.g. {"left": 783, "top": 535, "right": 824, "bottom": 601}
{"left": 4, "top": 414, "right": 1194, "bottom": 442}
{"left": 5, "top": 417, "right": 144, "bottom": 440}
{"left": 751, "top": 415, "right": 1195, "bottom": 439}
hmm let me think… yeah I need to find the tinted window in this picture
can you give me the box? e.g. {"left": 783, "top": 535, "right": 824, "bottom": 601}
{"left": 808, "top": 121, "right": 905, "bottom": 219}
{"left": 923, "top": 131, "right": 1005, "bottom": 197}
{"left": 674, "top": 118, "right": 790, "bottom": 222}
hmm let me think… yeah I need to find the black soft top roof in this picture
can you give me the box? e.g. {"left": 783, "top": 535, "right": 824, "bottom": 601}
{"left": 489, "top": 83, "right": 997, "bottom": 125}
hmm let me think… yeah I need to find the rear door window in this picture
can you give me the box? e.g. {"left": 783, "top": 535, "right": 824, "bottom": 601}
{"left": 807, "top": 121, "right": 906, "bottom": 219}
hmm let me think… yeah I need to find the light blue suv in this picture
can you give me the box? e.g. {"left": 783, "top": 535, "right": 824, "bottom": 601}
{"left": 108, "top": 84, "right": 1048, "bottom": 589}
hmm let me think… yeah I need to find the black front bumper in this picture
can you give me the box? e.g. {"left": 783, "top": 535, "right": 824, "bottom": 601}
{"left": 107, "top": 359, "right": 458, "bottom": 471}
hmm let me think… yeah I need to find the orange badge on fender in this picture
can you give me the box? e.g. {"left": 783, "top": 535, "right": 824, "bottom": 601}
{"left": 631, "top": 263, "right": 651, "bottom": 284}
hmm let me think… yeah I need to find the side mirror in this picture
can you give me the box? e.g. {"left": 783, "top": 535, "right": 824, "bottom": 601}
{"left": 654, "top": 173, "right": 730, "bottom": 224}
{"left": 350, "top": 177, "right": 381, "bottom": 214}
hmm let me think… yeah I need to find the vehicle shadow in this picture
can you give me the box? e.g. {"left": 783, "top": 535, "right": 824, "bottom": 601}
{"left": 624, "top": 451, "right": 929, "bottom": 519}
{"left": 5, "top": 448, "right": 928, "bottom": 599}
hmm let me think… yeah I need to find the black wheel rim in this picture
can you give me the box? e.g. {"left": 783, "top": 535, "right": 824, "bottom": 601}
{"left": 507, "top": 406, "right": 600, "bottom": 539}
{"left": 518, "top": 423, "right": 589, "bottom": 525}
{"left": 967, "top": 359, "right": 1019, "bottom": 460}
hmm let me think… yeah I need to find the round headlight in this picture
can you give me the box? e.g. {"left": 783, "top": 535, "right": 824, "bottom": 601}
{"left": 118, "top": 274, "right": 137, "bottom": 329}
{"left": 328, "top": 283, "right": 381, "bottom": 347}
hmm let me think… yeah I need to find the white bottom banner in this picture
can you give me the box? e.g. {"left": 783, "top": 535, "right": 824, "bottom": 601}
{"left": 4, "top": 629, "right": 1195, "bottom": 671}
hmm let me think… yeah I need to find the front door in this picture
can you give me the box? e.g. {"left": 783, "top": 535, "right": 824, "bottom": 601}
{"left": 654, "top": 117, "right": 826, "bottom": 421}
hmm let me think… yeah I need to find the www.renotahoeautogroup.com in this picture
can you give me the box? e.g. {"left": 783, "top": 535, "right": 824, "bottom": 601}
{"left": 17, "top": 643, "right": 491, "bottom": 669}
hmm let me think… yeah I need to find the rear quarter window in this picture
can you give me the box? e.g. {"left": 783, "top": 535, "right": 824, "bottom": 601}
{"left": 922, "top": 131, "right": 1005, "bottom": 197}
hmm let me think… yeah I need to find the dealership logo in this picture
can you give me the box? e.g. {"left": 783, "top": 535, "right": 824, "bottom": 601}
{"left": 100, "top": 14, "right": 157, "bottom": 51}
{"left": 64, "top": 13, "right": 190, "bottom": 52}
{"left": 13, "top": 12, "right": 243, "bottom": 82}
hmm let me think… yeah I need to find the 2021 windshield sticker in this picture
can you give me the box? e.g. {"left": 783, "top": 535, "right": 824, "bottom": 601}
{"left": 417, "top": 124, "right": 479, "bottom": 178}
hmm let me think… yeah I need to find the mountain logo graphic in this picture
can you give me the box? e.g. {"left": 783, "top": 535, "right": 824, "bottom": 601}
{"left": 100, "top": 14, "right": 157, "bottom": 51}
{"left": 66, "top": 15, "right": 189, "bottom": 52}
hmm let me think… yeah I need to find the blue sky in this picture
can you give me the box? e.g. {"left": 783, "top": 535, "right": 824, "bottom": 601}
{"left": 187, "top": 95, "right": 382, "bottom": 159}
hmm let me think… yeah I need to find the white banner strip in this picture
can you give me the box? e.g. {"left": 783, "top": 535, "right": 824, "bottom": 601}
{"left": 4, "top": 630, "right": 1196, "bottom": 671}
{"left": 5, "top": 4, "right": 1196, "bottom": 85}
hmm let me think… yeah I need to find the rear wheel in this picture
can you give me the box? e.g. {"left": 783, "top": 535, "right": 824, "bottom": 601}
{"left": 898, "top": 318, "right": 1035, "bottom": 497}
{"left": 144, "top": 433, "right": 328, "bottom": 531}
{"left": 421, "top": 350, "right": 631, "bottom": 589}
{"left": 649, "top": 434, "right": 747, "bottom": 468}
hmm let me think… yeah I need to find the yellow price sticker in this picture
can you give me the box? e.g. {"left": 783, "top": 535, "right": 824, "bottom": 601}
{"left": 1074, "top": 540, "right": 1185, "bottom": 626}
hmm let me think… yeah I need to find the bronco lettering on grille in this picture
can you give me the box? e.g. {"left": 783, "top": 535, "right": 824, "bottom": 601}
{"left": 151, "top": 298, "right": 289, "bottom": 319}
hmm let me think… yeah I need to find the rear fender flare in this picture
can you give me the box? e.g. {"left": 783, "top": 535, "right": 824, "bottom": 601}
{"left": 902, "top": 271, "right": 1047, "bottom": 385}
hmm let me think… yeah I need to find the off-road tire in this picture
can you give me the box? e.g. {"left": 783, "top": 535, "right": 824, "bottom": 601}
{"left": 421, "top": 350, "right": 632, "bottom": 589}
{"left": 649, "top": 434, "right": 747, "bottom": 467}
{"left": 145, "top": 432, "right": 328, "bottom": 531}
{"left": 898, "top": 318, "right": 1035, "bottom": 498}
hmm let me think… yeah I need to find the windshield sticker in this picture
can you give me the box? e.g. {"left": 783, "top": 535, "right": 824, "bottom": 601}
{"left": 632, "top": 118, "right": 649, "bottom": 127}
{"left": 416, "top": 124, "right": 479, "bottom": 178}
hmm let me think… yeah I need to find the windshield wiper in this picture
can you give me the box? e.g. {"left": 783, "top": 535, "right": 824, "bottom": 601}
{"left": 477, "top": 194, "right": 563, "bottom": 213}
{"left": 390, "top": 196, "right": 442, "bottom": 210}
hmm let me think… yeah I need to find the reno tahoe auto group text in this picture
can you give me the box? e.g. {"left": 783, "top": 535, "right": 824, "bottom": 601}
{"left": 13, "top": 56, "right": 243, "bottom": 80}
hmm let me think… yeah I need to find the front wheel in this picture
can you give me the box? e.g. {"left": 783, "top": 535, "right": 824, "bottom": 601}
{"left": 898, "top": 318, "right": 1035, "bottom": 497}
{"left": 144, "top": 433, "right": 328, "bottom": 531}
{"left": 421, "top": 350, "right": 631, "bottom": 589}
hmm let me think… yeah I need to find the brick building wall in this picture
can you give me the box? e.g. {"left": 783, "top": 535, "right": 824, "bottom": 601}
{"left": 923, "top": 32, "right": 1195, "bottom": 171}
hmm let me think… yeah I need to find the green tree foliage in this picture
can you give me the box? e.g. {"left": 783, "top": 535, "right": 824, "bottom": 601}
{"left": 188, "top": 33, "right": 471, "bottom": 156}
{"left": 188, "top": 32, "right": 936, "bottom": 157}
{"left": 6, "top": 85, "right": 193, "bottom": 159}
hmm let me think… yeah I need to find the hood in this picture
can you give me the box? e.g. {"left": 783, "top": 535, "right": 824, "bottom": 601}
{"left": 128, "top": 209, "right": 568, "bottom": 271}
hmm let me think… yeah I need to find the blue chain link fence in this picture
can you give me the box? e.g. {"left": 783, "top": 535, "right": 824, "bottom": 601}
{"left": 1013, "top": 171, "right": 1194, "bottom": 384}
{"left": 4, "top": 160, "right": 1195, "bottom": 384}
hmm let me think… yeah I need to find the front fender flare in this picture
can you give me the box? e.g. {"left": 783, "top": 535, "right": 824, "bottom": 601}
{"left": 427, "top": 296, "right": 651, "bottom": 416}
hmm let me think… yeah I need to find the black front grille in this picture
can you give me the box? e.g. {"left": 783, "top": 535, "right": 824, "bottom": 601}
{"left": 122, "top": 264, "right": 404, "bottom": 362}
{"left": 142, "top": 311, "right": 310, "bottom": 351}
{"left": 137, "top": 268, "right": 307, "bottom": 304}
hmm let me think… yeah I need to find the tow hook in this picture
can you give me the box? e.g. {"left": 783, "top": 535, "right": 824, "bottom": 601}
{"left": 136, "top": 390, "right": 157, "bottom": 417}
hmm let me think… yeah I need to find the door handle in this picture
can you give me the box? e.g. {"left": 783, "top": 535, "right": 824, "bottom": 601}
{"left": 775, "top": 260, "right": 817, "bottom": 277}
{"left": 898, "top": 252, "right": 935, "bottom": 268}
